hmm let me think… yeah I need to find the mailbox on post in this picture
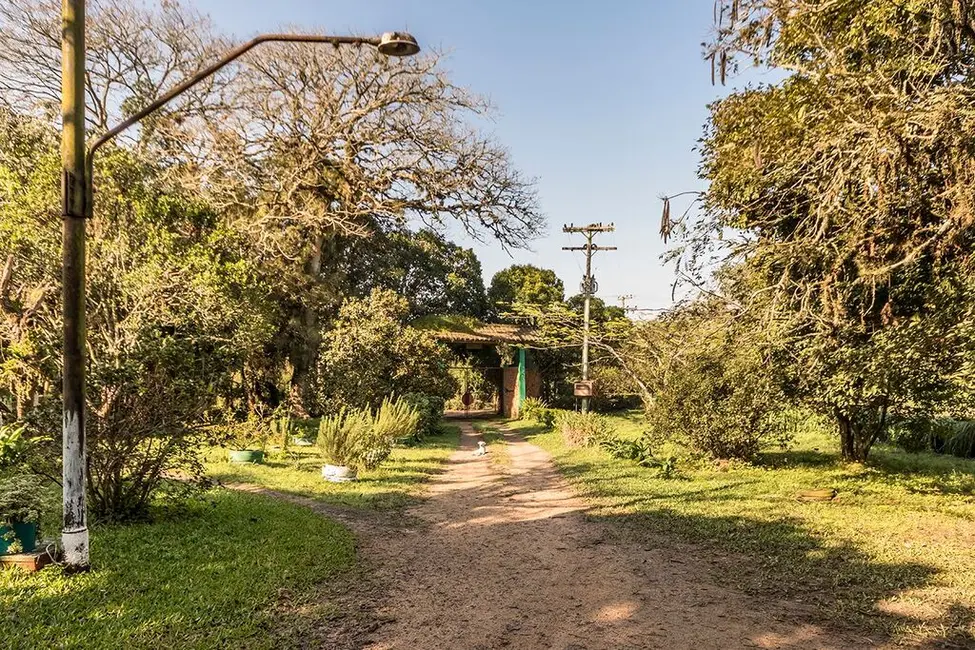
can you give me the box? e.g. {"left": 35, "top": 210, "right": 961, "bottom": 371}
{"left": 573, "top": 381, "right": 595, "bottom": 398}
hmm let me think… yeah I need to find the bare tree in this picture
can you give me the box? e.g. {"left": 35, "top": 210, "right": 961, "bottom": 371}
{"left": 0, "top": 0, "right": 228, "bottom": 135}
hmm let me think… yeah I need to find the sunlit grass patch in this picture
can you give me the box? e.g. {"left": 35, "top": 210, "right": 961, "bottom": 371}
{"left": 207, "top": 424, "right": 461, "bottom": 510}
{"left": 507, "top": 413, "right": 975, "bottom": 645}
{"left": 0, "top": 490, "right": 355, "bottom": 649}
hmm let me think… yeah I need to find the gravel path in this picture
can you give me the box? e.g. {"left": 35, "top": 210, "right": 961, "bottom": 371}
{"left": 356, "top": 421, "right": 859, "bottom": 650}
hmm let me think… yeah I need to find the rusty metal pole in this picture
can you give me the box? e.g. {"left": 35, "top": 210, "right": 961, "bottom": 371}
{"left": 60, "top": 0, "right": 89, "bottom": 571}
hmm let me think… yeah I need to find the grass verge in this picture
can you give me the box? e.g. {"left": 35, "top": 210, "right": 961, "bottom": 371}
{"left": 207, "top": 425, "right": 461, "bottom": 510}
{"left": 0, "top": 490, "right": 355, "bottom": 649}
{"left": 507, "top": 412, "right": 975, "bottom": 645}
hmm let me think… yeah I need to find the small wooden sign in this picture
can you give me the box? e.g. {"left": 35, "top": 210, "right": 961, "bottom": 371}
{"left": 573, "top": 381, "right": 594, "bottom": 397}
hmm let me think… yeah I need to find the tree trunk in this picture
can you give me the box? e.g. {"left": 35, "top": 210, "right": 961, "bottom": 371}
{"left": 836, "top": 410, "right": 857, "bottom": 460}
{"left": 836, "top": 404, "right": 886, "bottom": 462}
{"left": 289, "top": 234, "right": 325, "bottom": 414}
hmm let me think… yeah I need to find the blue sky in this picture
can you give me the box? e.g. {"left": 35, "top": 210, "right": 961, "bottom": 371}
{"left": 193, "top": 0, "right": 776, "bottom": 311}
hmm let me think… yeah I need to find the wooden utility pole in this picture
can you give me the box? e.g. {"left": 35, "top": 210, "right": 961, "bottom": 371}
{"left": 562, "top": 223, "right": 616, "bottom": 413}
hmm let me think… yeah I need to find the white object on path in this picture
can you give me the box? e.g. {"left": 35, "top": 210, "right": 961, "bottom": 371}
{"left": 473, "top": 441, "right": 488, "bottom": 457}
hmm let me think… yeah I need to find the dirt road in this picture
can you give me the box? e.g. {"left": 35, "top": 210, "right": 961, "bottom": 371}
{"left": 354, "top": 422, "right": 857, "bottom": 650}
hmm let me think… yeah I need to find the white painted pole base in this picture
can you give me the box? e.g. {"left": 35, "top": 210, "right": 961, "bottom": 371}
{"left": 61, "top": 527, "right": 89, "bottom": 570}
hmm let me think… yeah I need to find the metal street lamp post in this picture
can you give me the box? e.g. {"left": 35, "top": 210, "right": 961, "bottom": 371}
{"left": 60, "top": 0, "right": 419, "bottom": 570}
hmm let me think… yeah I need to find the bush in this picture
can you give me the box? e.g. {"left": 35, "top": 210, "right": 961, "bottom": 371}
{"left": 555, "top": 410, "right": 611, "bottom": 447}
{"left": 598, "top": 433, "right": 678, "bottom": 478}
{"left": 0, "top": 474, "right": 49, "bottom": 552}
{"left": 316, "top": 397, "right": 420, "bottom": 470}
{"left": 646, "top": 329, "right": 789, "bottom": 461}
{"left": 886, "top": 417, "right": 952, "bottom": 454}
{"left": 401, "top": 393, "right": 445, "bottom": 441}
{"left": 520, "top": 397, "right": 554, "bottom": 429}
{"left": 369, "top": 397, "right": 420, "bottom": 464}
{"left": 317, "top": 290, "right": 457, "bottom": 412}
{"left": 317, "top": 408, "right": 371, "bottom": 468}
{"left": 945, "top": 421, "right": 975, "bottom": 459}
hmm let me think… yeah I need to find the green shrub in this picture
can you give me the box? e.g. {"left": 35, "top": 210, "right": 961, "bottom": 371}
{"left": 270, "top": 413, "right": 297, "bottom": 450}
{"left": 520, "top": 398, "right": 555, "bottom": 429}
{"left": 317, "top": 408, "right": 372, "bottom": 469}
{"left": 317, "top": 397, "right": 420, "bottom": 470}
{"left": 0, "top": 474, "right": 50, "bottom": 552}
{"left": 369, "top": 397, "right": 420, "bottom": 464}
{"left": 945, "top": 421, "right": 975, "bottom": 459}
{"left": 886, "top": 418, "right": 952, "bottom": 453}
{"left": 316, "top": 290, "right": 457, "bottom": 412}
{"left": 555, "top": 410, "right": 611, "bottom": 447}
{"left": 598, "top": 433, "right": 679, "bottom": 478}
{"left": 401, "top": 393, "right": 445, "bottom": 440}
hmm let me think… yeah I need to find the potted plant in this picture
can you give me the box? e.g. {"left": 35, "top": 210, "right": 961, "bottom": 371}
{"left": 226, "top": 413, "right": 270, "bottom": 464}
{"left": 318, "top": 398, "right": 420, "bottom": 482}
{"left": 318, "top": 408, "right": 370, "bottom": 482}
{"left": 0, "top": 475, "right": 47, "bottom": 555}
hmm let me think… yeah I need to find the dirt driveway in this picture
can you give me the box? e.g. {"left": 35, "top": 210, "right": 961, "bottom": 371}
{"left": 349, "top": 421, "right": 861, "bottom": 650}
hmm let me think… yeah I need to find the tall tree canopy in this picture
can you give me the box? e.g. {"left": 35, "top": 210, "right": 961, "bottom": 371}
{"left": 682, "top": 0, "right": 975, "bottom": 459}
{"left": 488, "top": 264, "right": 565, "bottom": 315}
{"left": 0, "top": 0, "right": 544, "bottom": 408}
{"left": 340, "top": 229, "right": 488, "bottom": 319}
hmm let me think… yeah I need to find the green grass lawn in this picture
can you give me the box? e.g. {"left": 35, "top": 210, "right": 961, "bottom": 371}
{"left": 207, "top": 424, "right": 461, "bottom": 510}
{"left": 507, "top": 412, "right": 975, "bottom": 645}
{"left": 0, "top": 490, "right": 355, "bottom": 649}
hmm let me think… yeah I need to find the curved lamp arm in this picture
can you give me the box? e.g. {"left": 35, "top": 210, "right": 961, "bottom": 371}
{"left": 84, "top": 32, "right": 418, "bottom": 215}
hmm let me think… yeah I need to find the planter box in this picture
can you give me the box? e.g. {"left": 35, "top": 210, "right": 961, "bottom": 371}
{"left": 322, "top": 464, "right": 357, "bottom": 482}
{"left": 0, "top": 522, "right": 37, "bottom": 555}
{"left": 228, "top": 449, "right": 264, "bottom": 464}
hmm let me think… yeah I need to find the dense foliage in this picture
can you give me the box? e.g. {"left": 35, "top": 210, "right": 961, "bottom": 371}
{"left": 652, "top": 0, "right": 975, "bottom": 460}
{"left": 316, "top": 289, "right": 457, "bottom": 412}
{"left": 488, "top": 264, "right": 565, "bottom": 315}
{"left": 0, "top": 0, "right": 542, "bottom": 521}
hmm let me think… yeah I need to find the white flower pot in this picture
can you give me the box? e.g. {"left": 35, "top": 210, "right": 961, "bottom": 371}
{"left": 322, "top": 464, "right": 358, "bottom": 482}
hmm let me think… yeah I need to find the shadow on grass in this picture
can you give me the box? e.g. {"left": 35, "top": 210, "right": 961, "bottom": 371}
{"left": 509, "top": 423, "right": 974, "bottom": 646}
{"left": 756, "top": 448, "right": 840, "bottom": 469}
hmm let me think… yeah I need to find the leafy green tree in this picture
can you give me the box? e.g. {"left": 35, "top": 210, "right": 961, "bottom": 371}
{"left": 317, "top": 289, "right": 457, "bottom": 412}
{"left": 681, "top": 0, "right": 975, "bottom": 460}
{"left": 341, "top": 229, "right": 488, "bottom": 318}
{"left": 488, "top": 265, "right": 565, "bottom": 315}
{"left": 641, "top": 300, "right": 792, "bottom": 460}
{"left": 565, "top": 295, "right": 626, "bottom": 323}
{"left": 0, "top": 107, "right": 274, "bottom": 521}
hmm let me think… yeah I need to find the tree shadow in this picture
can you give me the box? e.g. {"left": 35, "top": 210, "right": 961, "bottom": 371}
{"left": 756, "top": 448, "right": 840, "bottom": 469}
{"left": 506, "top": 426, "right": 973, "bottom": 645}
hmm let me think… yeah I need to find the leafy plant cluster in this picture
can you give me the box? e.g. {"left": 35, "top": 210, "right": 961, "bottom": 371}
{"left": 519, "top": 397, "right": 555, "bottom": 429}
{"left": 317, "top": 396, "right": 420, "bottom": 471}
{"left": 400, "top": 392, "right": 446, "bottom": 443}
{"left": 598, "top": 433, "right": 678, "bottom": 478}
{"left": 555, "top": 410, "right": 612, "bottom": 448}
{"left": 0, "top": 474, "right": 48, "bottom": 552}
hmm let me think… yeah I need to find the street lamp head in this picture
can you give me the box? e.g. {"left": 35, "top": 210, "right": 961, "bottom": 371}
{"left": 378, "top": 31, "right": 420, "bottom": 57}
